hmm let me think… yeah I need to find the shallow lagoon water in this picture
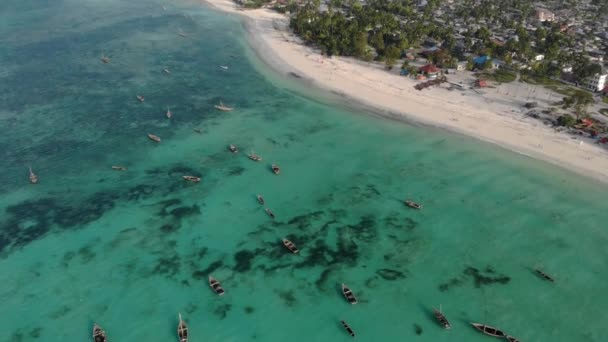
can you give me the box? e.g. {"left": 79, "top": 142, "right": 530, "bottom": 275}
{"left": 1, "top": 0, "right": 607, "bottom": 341}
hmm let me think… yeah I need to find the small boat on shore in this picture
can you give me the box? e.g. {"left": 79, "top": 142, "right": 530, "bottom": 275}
{"left": 229, "top": 144, "right": 238, "bottom": 153}
{"left": 214, "top": 101, "right": 233, "bottom": 112}
{"left": 271, "top": 163, "right": 280, "bottom": 175}
{"left": 136, "top": 95, "right": 145, "bottom": 102}
{"left": 182, "top": 176, "right": 201, "bottom": 183}
{"left": 340, "top": 320, "right": 355, "bottom": 337}
{"left": 265, "top": 208, "right": 275, "bottom": 219}
{"left": 148, "top": 133, "right": 161, "bottom": 143}
{"left": 92, "top": 323, "right": 107, "bottom": 342}
{"left": 177, "top": 313, "right": 188, "bottom": 342}
{"left": 404, "top": 199, "right": 422, "bottom": 209}
{"left": 111, "top": 165, "right": 127, "bottom": 171}
{"left": 534, "top": 269, "right": 555, "bottom": 282}
{"left": 257, "top": 194, "right": 265, "bottom": 205}
{"left": 209, "top": 276, "right": 225, "bottom": 296}
{"left": 248, "top": 151, "right": 262, "bottom": 162}
{"left": 282, "top": 238, "right": 299, "bottom": 254}
{"left": 342, "top": 284, "right": 358, "bottom": 304}
{"left": 432, "top": 307, "right": 451, "bottom": 329}
{"left": 166, "top": 107, "right": 172, "bottom": 119}
{"left": 471, "top": 323, "right": 506, "bottom": 338}
{"left": 506, "top": 336, "right": 520, "bottom": 342}
{"left": 28, "top": 166, "right": 38, "bottom": 184}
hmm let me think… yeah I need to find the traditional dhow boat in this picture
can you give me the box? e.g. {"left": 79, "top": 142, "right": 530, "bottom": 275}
{"left": 282, "top": 238, "right": 299, "bottom": 254}
{"left": 28, "top": 166, "right": 38, "bottom": 184}
{"left": 148, "top": 133, "right": 161, "bottom": 143}
{"left": 271, "top": 163, "right": 280, "bottom": 175}
{"left": 111, "top": 165, "right": 127, "bottom": 171}
{"left": 208, "top": 276, "right": 225, "bottom": 296}
{"left": 177, "top": 313, "right": 188, "bottom": 342}
{"left": 229, "top": 144, "right": 238, "bottom": 153}
{"left": 432, "top": 307, "right": 451, "bottom": 329}
{"left": 166, "top": 107, "right": 172, "bottom": 119}
{"left": 92, "top": 323, "right": 107, "bottom": 342}
{"left": 182, "top": 176, "right": 201, "bottom": 183}
{"left": 534, "top": 269, "right": 555, "bottom": 282}
{"left": 470, "top": 323, "right": 506, "bottom": 338}
{"left": 340, "top": 320, "right": 355, "bottom": 338}
{"left": 136, "top": 95, "right": 145, "bottom": 102}
{"left": 214, "top": 101, "right": 233, "bottom": 112}
{"left": 506, "top": 336, "right": 520, "bottom": 342}
{"left": 257, "top": 194, "right": 265, "bottom": 205}
{"left": 404, "top": 199, "right": 422, "bottom": 209}
{"left": 248, "top": 151, "right": 262, "bottom": 162}
{"left": 265, "top": 208, "right": 275, "bottom": 219}
{"left": 342, "top": 284, "right": 358, "bottom": 304}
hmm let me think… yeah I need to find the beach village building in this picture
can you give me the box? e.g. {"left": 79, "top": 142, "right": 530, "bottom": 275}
{"left": 419, "top": 64, "right": 440, "bottom": 79}
{"left": 583, "top": 72, "right": 607, "bottom": 92}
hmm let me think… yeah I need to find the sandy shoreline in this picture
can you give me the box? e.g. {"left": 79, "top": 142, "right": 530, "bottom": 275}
{"left": 202, "top": 0, "right": 608, "bottom": 183}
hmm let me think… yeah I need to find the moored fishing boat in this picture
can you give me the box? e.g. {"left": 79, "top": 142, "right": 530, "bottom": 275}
{"left": 534, "top": 269, "right": 555, "bottom": 282}
{"left": 214, "top": 101, "right": 233, "bottom": 112}
{"left": 163, "top": 68, "right": 171, "bottom": 74}
{"left": 506, "top": 336, "right": 520, "bottom": 342}
{"left": 111, "top": 165, "right": 127, "bottom": 171}
{"left": 166, "top": 107, "right": 172, "bottom": 119}
{"left": 229, "top": 144, "right": 238, "bottom": 153}
{"left": 209, "top": 276, "right": 225, "bottom": 296}
{"left": 271, "top": 163, "right": 280, "bottom": 175}
{"left": 193, "top": 128, "right": 202, "bottom": 134}
{"left": 257, "top": 194, "right": 265, "bottom": 205}
{"left": 177, "top": 313, "right": 188, "bottom": 342}
{"left": 248, "top": 151, "right": 262, "bottom": 161}
{"left": 265, "top": 208, "right": 275, "bottom": 219}
{"left": 432, "top": 307, "right": 451, "bottom": 329}
{"left": 470, "top": 323, "right": 506, "bottom": 338}
{"left": 182, "top": 176, "right": 201, "bottom": 183}
{"left": 282, "top": 238, "right": 299, "bottom": 254}
{"left": 100, "top": 55, "right": 110, "bottom": 64}
{"left": 340, "top": 320, "right": 355, "bottom": 337}
{"left": 341, "top": 284, "right": 358, "bottom": 304}
{"left": 404, "top": 199, "right": 422, "bottom": 209}
{"left": 28, "top": 166, "right": 38, "bottom": 184}
{"left": 92, "top": 323, "right": 106, "bottom": 342}
{"left": 148, "top": 133, "right": 161, "bottom": 143}
{"left": 136, "top": 95, "right": 145, "bottom": 102}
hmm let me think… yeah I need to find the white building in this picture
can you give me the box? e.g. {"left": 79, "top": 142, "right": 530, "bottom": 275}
{"left": 584, "top": 73, "right": 607, "bottom": 92}
{"left": 536, "top": 8, "right": 555, "bottom": 22}
{"left": 534, "top": 54, "right": 545, "bottom": 61}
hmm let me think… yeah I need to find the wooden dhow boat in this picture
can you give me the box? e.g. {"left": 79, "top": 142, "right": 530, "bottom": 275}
{"left": 166, "top": 107, "right": 172, "bottom": 119}
{"left": 248, "top": 151, "right": 262, "bottom": 162}
{"left": 341, "top": 284, "right": 358, "bottom": 304}
{"left": 214, "top": 101, "right": 233, "bottom": 112}
{"left": 209, "top": 276, "right": 225, "bottom": 296}
{"left": 28, "top": 166, "right": 38, "bottom": 184}
{"left": 534, "top": 269, "right": 555, "bottom": 282}
{"left": 148, "top": 133, "right": 161, "bottom": 143}
{"left": 271, "top": 163, "right": 280, "bottom": 175}
{"left": 340, "top": 320, "right": 355, "bottom": 337}
{"left": 228, "top": 144, "right": 238, "bottom": 153}
{"left": 470, "top": 323, "right": 506, "bottom": 338}
{"left": 111, "top": 165, "right": 127, "bottom": 171}
{"left": 177, "top": 313, "right": 188, "bottom": 342}
{"left": 265, "top": 208, "right": 275, "bottom": 219}
{"left": 136, "top": 95, "right": 145, "bottom": 102}
{"left": 404, "top": 199, "right": 422, "bottom": 209}
{"left": 282, "top": 238, "right": 299, "bottom": 254}
{"left": 432, "top": 307, "right": 451, "bottom": 329}
{"left": 182, "top": 176, "right": 201, "bottom": 183}
{"left": 92, "top": 323, "right": 107, "bottom": 342}
{"left": 257, "top": 194, "right": 265, "bottom": 205}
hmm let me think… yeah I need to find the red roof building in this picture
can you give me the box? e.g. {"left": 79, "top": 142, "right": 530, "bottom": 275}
{"left": 419, "top": 64, "right": 440, "bottom": 74}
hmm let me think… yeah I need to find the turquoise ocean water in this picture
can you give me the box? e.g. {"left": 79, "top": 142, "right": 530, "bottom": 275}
{"left": 1, "top": 0, "right": 607, "bottom": 341}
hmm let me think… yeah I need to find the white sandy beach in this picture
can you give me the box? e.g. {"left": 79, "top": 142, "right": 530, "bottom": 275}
{"left": 202, "top": 0, "right": 608, "bottom": 182}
